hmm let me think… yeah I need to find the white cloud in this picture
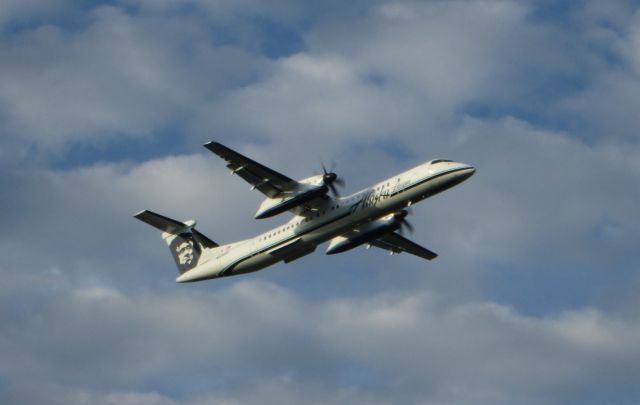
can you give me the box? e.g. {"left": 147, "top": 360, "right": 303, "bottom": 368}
{"left": 1, "top": 280, "right": 639, "bottom": 404}
{"left": 2, "top": 0, "right": 640, "bottom": 404}
{"left": 0, "top": 152, "right": 264, "bottom": 291}
{"left": 306, "top": 0, "right": 584, "bottom": 114}
{"left": 195, "top": 52, "right": 423, "bottom": 159}
{"left": 0, "top": 5, "right": 264, "bottom": 150}
{"left": 560, "top": 7, "right": 640, "bottom": 141}
{"left": 193, "top": 0, "right": 596, "bottom": 172}
{"left": 431, "top": 116, "right": 640, "bottom": 266}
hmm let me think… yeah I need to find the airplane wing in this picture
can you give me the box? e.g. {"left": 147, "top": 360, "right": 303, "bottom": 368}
{"left": 370, "top": 232, "right": 438, "bottom": 261}
{"left": 204, "top": 142, "right": 297, "bottom": 198}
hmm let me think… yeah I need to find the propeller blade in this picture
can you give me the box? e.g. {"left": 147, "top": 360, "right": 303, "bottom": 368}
{"left": 394, "top": 209, "right": 414, "bottom": 235}
{"left": 328, "top": 160, "right": 337, "bottom": 173}
{"left": 402, "top": 219, "right": 415, "bottom": 234}
{"left": 329, "top": 182, "right": 341, "bottom": 197}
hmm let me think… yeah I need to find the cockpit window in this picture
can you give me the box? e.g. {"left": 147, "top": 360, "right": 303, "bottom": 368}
{"left": 430, "top": 159, "right": 452, "bottom": 164}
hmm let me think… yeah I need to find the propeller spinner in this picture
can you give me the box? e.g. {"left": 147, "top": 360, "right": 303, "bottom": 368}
{"left": 321, "top": 161, "right": 345, "bottom": 197}
{"left": 394, "top": 209, "right": 414, "bottom": 235}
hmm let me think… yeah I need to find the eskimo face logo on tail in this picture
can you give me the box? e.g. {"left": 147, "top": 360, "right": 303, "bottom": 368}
{"left": 176, "top": 240, "right": 195, "bottom": 265}
{"left": 169, "top": 233, "right": 201, "bottom": 273}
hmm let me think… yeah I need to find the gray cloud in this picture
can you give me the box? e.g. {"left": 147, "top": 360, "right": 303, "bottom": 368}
{"left": 2, "top": 0, "right": 640, "bottom": 404}
{"left": 0, "top": 152, "right": 267, "bottom": 291}
{"left": 2, "top": 280, "right": 639, "bottom": 404}
{"left": 0, "top": 0, "right": 74, "bottom": 28}
{"left": 0, "top": 5, "right": 265, "bottom": 153}
{"left": 193, "top": 0, "right": 598, "bottom": 171}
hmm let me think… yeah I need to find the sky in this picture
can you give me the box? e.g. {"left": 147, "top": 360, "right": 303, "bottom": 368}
{"left": 1, "top": 0, "right": 640, "bottom": 404}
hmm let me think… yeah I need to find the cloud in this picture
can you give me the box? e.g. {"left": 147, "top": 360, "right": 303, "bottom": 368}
{"left": 194, "top": 53, "right": 423, "bottom": 156}
{"left": 0, "top": 0, "right": 74, "bottom": 28}
{"left": 0, "top": 5, "right": 264, "bottom": 153}
{"left": 2, "top": 0, "right": 640, "bottom": 404}
{"left": 192, "top": 0, "right": 599, "bottom": 171}
{"left": 2, "top": 280, "right": 639, "bottom": 404}
{"left": 1, "top": 386, "right": 177, "bottom": 405}
{"left": 0, "top": 152, "right": 267, "bottom": 292}
{"left": 441, "top": 116, "right": 640, "bottom": 266}
{"left": 559, "top": 7, "right": 640, "bottom": 141}
{"left": 305, "top": 1, "right": 588, "bottom": 121}
{"left": 10, "top": 110, "right": 637, "bottom": 307}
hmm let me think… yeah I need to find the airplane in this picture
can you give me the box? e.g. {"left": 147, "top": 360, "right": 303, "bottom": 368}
{"left": 135, "top": 142, "right": 475, "bottom": 283}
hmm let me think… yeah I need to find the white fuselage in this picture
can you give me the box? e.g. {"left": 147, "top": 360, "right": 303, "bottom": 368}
{"left": 176, "top": 160, "right": 475, "bottom": 282}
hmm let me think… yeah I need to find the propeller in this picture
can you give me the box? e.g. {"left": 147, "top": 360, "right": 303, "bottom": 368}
{"left": 394, "top": 209, "right": 414, "bottom": 235}
{"left": 321, "top": 160, "right": 345, "bottom": 197}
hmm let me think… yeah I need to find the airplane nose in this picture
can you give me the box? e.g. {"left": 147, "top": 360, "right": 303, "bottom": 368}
{"left": 457, "top": 165, "right": 476, "bottom": 182}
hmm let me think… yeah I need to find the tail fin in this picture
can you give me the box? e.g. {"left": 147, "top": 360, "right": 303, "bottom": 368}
{"left": 134, "top": 210, "right": 218, "bottom": 274}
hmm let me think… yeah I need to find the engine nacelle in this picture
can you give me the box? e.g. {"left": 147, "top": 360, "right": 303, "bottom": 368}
{"left": 255, "top": 184, "right": 327, "bottom": 219}
{"left": 326, "top": 216, "right": 400, "bottom": 255}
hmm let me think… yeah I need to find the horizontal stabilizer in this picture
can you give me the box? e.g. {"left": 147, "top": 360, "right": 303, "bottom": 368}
{"left": 134, "top": 210, "right": 191, "bottom": 234}
{"left": 134, "top": 210, "right": 219, "bottom": 248}
{"left": 192, "top": 229, "right": 219, "bottom": 249}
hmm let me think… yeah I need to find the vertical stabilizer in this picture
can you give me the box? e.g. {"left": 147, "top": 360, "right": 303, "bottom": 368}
{"left": 134, "top": 210, "right": 218, "bottom": 274}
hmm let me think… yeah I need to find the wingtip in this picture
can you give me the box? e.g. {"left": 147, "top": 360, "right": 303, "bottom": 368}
{"left": 203, "top": 141, "right": 220, "bottom": 150}
{"left": 133, "top": 209, "right": 149, "bottom": 219}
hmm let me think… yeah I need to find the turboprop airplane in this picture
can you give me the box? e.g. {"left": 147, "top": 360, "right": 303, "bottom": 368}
{"left": 135, "top": 142, "right": 475, "bottom": 282}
